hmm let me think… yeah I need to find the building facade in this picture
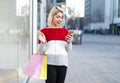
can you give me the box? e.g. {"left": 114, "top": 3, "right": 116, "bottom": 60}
{"left": 107, "top": 0, "right": 120, "bottom": 35}
{"left": 84, "top": 0, "right": 120, "bottom": 35}
{"left": 38, "top": 0, "right": 46, "bottom": 29}
{"left": 84, "top": 0, "right": 105, "bottom": 30}
{"left": 46, "top": 0, "right": 66, "bottom": 13}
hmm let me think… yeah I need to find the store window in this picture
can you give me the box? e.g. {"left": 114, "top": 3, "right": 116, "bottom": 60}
{"left": 0, "top": 0, "right": 30, "bottom": 82}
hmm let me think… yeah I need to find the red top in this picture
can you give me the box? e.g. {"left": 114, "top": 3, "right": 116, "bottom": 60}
{"left": 38, "top": 28, "right": 68, "bottom": 44}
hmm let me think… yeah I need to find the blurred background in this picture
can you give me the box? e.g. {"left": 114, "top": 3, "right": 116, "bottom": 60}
{"left": 0, "top": 0, "right": 120, "bottom": 83}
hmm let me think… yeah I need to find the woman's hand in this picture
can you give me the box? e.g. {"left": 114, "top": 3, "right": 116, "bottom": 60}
{"left": 38, "top": 32, "right": 46, "bottom": 43}
{"left": 66, "top": 31, "right": 74, "bottom": 43}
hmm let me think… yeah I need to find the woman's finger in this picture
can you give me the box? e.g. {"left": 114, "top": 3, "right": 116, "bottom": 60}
{"left": 66, "top": 36, "right": 73, "bottom": 43}
{"left": 38, "top": 32, "right": 46, "bottom": 42}
{"left": 66, "top": 34, "right": 73, "bottom": 39}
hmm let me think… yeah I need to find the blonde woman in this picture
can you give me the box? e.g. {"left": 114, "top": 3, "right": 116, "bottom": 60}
{"left": 38, "top": 6, "right": 74, "bottom": 83}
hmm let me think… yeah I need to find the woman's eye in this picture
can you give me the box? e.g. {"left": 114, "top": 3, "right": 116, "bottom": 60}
{"left": 56, "top": 16, "right": 60, "bottom": 18}
{"left": 56, "top": 16, "right": 63, "bottom": 19}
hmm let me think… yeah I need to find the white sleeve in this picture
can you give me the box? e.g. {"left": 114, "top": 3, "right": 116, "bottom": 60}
{"left": 65, "top": 42, "right": 72, "bottom": 52}
{"left": 37, "top": 43, "right": 47, "bottom": 54}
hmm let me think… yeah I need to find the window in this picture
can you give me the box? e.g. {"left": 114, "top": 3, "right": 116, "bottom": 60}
{"left": 38, "top": 0, "right": 41, "bottom": 3}
{"left": 56, "top": 0, "right": 65, "bottom": 3}
{"left": 118, "top": 0, "right": 120, "bottom": 17}
{"left": 50, "top": 0, "right": 54, "bottom": 3}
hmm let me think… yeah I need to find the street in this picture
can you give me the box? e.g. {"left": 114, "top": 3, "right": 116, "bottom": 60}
{"left": 66, "top": 42, "right": 120, "bottom": 83}
{"left": 0, "top": 34, "right": 120, "bottom": 83}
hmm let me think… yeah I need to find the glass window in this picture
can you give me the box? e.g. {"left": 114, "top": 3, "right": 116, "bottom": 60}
{"left": 56, "top": 0, "right": 65, "bottom": 3}
{"left": 0, "top": 0, "right": 30, "bottom": 82}
{"left": 50, "top": 0, "right": 54, "bottom": 3}
{"left": 38, "top": 0, "right": 41, "bottom": 3}
{"left": 118, "top": 0, "right": 120, "bottom": 17}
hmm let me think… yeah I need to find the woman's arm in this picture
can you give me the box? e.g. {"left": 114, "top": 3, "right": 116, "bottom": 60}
{"left": 37, "top": 31, "right": 47, "bottom": 54}
{"left": 65, "top": 42, "right": 72, "bottom": 52}
{"left": 65, "top": 30, "right": 74, "bottom": 52}
{"left": 37, "top": 43, "right": 47, "bottom": 54}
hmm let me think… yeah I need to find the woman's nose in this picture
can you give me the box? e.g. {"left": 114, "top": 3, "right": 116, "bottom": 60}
{"left": 59, "top": 18, "right": 63, "bottom": 22}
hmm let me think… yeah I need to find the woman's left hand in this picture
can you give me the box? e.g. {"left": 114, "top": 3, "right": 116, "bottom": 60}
{"left": 66, "top": 31, "right": 74, "bottom": 43}
{"left": 38, "top": 32, "right": 46, "bottom": 43}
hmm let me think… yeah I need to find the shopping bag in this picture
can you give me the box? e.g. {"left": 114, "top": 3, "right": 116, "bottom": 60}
{"left": 23, "top": 54, "right": 47, "bottom": 80}
{"left": 40, "top": 55, "right": 47, "bottom": 79}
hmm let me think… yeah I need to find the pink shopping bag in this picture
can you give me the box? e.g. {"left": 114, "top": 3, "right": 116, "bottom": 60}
{"left": 23, "top": 54, "right": 45, "bottom": 79}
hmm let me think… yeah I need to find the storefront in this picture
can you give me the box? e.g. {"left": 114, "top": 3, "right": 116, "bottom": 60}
{"left": 0, "top": 0, "right": 41, "bottom": 82}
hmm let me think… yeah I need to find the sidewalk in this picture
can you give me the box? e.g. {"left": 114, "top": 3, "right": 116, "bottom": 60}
{"left": 82, "top": 34, "right": 120, "bottom": 45}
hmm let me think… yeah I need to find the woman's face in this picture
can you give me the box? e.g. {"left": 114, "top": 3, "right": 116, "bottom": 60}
{"left": 52, "top": 12, "right": 63, "bottom": 27}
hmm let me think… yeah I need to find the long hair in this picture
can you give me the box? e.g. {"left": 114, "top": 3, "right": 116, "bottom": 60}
{"left": 47, "top": 6, "right": 65, "bottom": 27}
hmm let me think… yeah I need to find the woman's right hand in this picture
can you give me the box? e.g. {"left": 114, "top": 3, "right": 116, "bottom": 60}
{"left": 38, "top": 32, "right": 46, "bottom": 43}
{"left": 66, "top": 31, "right": 74, "bottom": 43}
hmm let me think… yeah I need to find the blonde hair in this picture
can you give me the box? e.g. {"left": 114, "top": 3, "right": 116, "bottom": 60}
{"left": 47, "top": 6, "right": 65, "bottom": 27}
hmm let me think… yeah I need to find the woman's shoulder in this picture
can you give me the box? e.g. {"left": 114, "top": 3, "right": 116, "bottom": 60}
{"left": 40, "top": 27, "right": 68, "bottom": 32}
{"left": 62, "top": 27, "right": 68, "bottom": 31}
{"left": 40, "top": 27, "right": 47, "bottom": 30}
{"left": 40, "top": 27, "right": 48, "bottom": 32}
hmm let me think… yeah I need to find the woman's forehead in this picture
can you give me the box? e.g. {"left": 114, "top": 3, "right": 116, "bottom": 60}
{"left": 55, "top": 12, "right": 63, "bottom": 16}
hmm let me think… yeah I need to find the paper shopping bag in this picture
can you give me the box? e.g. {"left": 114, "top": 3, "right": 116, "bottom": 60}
{"left": 23, "top": 54, "right": 47, "bottom": 80}
{"left": 40, "top": 55, "right": 47, "bottom": 80}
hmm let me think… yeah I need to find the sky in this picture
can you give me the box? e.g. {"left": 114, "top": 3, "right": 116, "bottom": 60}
{"left": 66, "top": 0, "right": 84, "bottom": 17}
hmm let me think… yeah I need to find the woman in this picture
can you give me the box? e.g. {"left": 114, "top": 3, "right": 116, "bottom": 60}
{"left": 38, "top": 6, "right": 74, "bottom": 83}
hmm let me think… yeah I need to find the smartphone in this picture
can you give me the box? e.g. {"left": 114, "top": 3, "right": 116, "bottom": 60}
{"left": 68, "top": 30, "right": 74, "bottom": 35}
